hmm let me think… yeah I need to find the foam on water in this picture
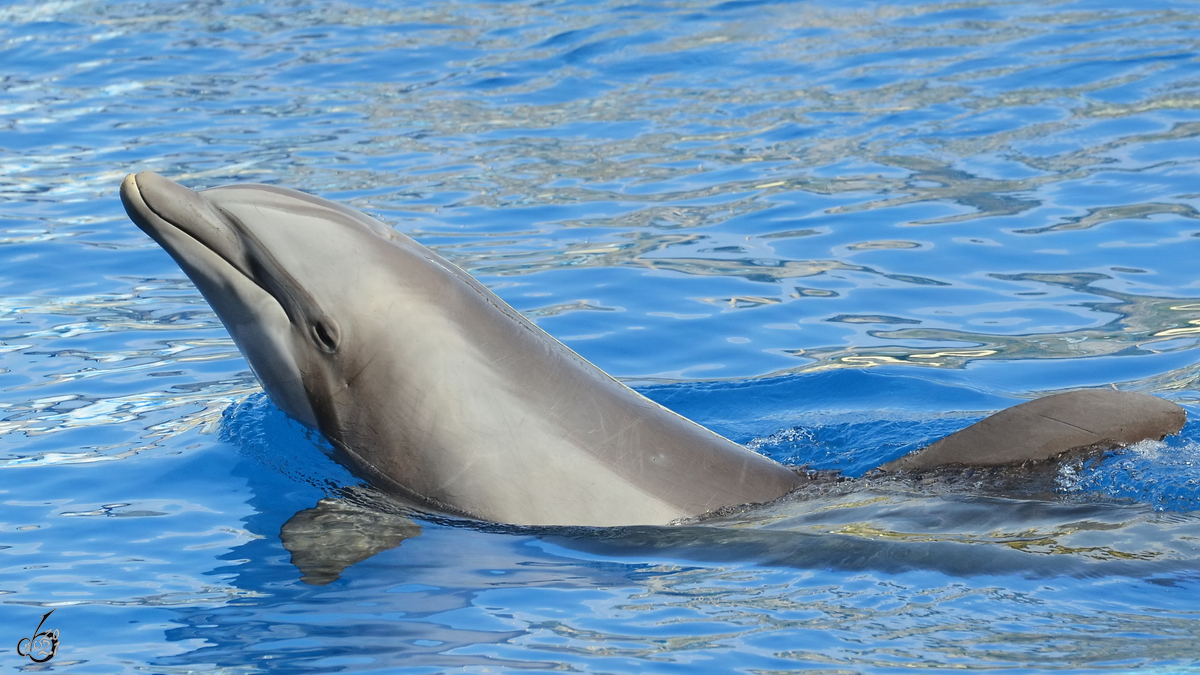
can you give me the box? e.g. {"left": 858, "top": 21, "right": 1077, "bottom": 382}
{"left": 1058, "top": 421, "right": 1200, "bottom": 512}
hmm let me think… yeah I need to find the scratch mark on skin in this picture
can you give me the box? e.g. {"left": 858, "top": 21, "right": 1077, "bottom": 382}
{"left": 1037, "top": 413, "right": 1099, "bottom": 437}
{"left": 343, "top": 350, "right": 382, "bottom": 391}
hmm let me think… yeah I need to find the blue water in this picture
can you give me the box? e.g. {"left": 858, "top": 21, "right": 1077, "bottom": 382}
{"left": 3, "top": 0, "right": 1200, "bottom": 671}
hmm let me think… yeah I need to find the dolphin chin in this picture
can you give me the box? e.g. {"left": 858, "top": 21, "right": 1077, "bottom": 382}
{"left": 120, "top": 172, "right": 1187, "bottom": 528}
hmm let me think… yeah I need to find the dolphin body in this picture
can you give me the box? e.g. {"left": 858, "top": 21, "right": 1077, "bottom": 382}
{"left": 120, "top": 172, "right": 1186, "bottom": 528}
{"left": 120, "top": 172, "right": 803, "bottom": 526}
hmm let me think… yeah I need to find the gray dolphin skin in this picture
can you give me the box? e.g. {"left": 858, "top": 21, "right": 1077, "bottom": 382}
{"left": 120, "top": 172, "right": 804, "bottom": 526}
{"left": 880, "top": 389, "right": 1185, "bottom": 473}
{"left": 120, "top": 172, "right": 1188, "bottom": 528}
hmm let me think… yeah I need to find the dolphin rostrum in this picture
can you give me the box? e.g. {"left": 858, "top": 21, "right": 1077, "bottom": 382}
{"left": 120, "top": 172, "right": 1186, "bottom": 528}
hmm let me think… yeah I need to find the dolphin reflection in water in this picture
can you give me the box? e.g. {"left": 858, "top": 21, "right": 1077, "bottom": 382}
{"left": 121, "top": 172, "right": 1191, "bottom": 582}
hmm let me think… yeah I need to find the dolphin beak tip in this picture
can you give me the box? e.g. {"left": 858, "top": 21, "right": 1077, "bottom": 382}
{"left": 122, "top": 172, "right": 202, "bottom": 214}
{"left": 120, "top": 172, "right": 145, "bottom": 211}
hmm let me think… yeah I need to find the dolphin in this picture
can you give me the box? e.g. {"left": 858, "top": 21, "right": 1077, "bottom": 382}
{"left": 120, "top": 171, "right": 803, "bottom": 526}
{"left": 119, "top": 172, "right": 1186, "bottom": 528}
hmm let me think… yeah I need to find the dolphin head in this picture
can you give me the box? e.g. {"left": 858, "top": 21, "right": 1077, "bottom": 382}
{"left": 120, "top": 172, "right": 414, "bottom": 431}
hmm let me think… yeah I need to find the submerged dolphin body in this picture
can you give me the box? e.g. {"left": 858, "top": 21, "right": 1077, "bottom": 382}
{"left": 120, "top": 172, "right": 1187, "bottom": 529}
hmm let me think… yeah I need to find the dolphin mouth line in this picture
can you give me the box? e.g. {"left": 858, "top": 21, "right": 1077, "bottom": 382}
{"left": 122, "top": 173, "right": 312, "bottom": 327}
{"left": 122, "top": 173, "right": 257, "bottom": 288}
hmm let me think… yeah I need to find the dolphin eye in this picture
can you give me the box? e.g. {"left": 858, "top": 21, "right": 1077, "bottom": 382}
{"left": 311, "top": 319, "right": 339, "bottom": 352}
